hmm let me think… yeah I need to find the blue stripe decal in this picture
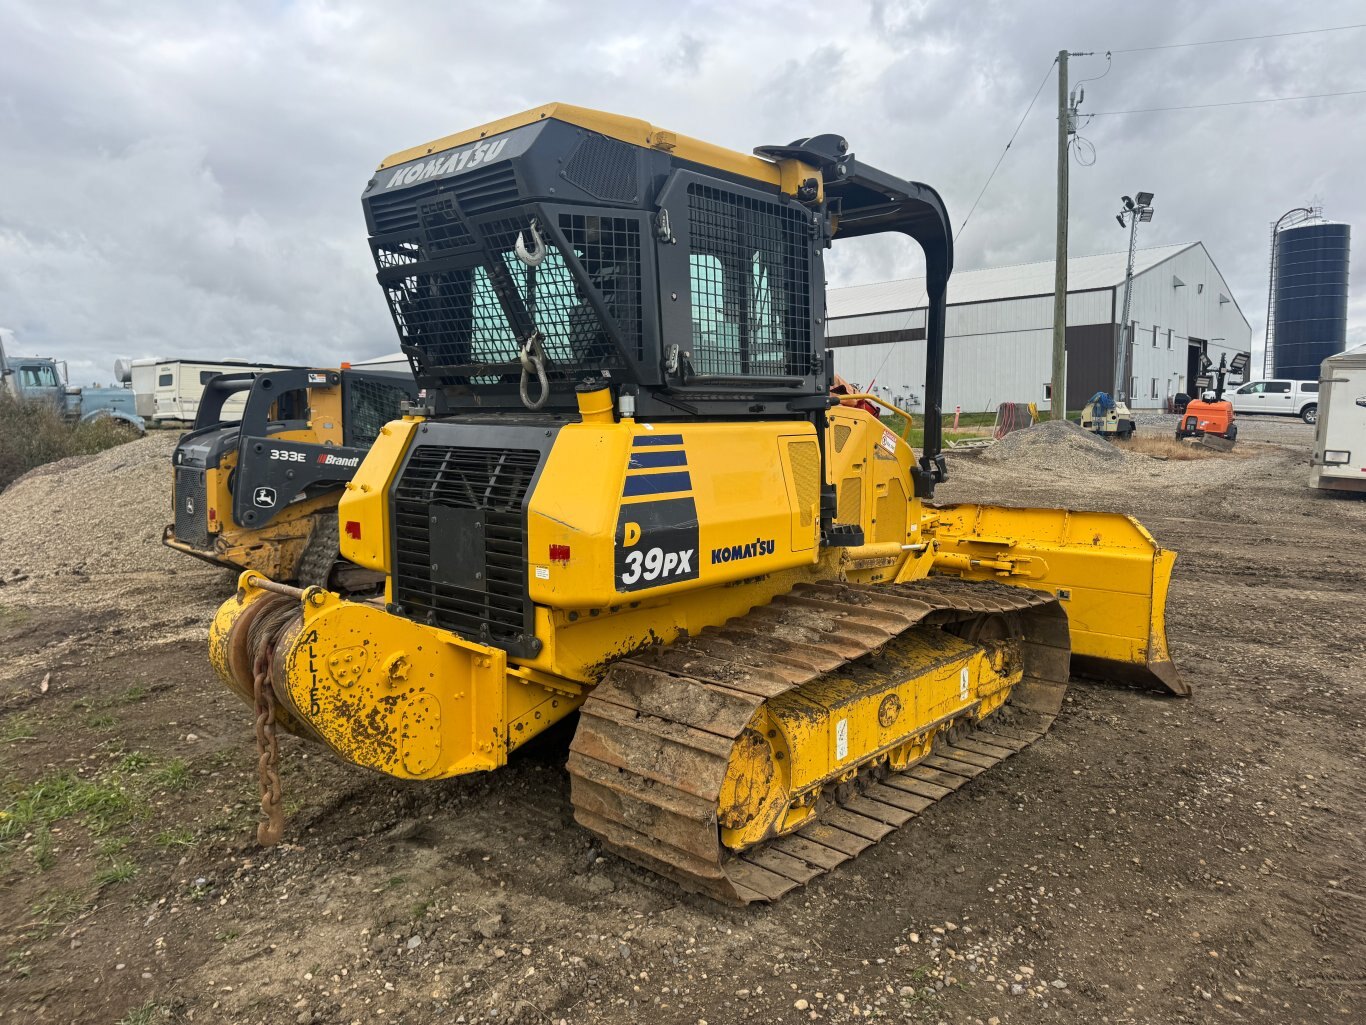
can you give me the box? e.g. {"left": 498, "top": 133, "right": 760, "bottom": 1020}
{"left": 622, "top": 471, "right": 692, "bottom": 497}
{"left": 632, "top": 434, "right": 685, "bottom": 447}
{"left": 628, "top": 450, "right": 688, "bottom": 469}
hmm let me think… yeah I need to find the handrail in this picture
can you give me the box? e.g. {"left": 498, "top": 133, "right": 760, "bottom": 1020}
{"left": 840, "top": 393, "right": 918, "bottom": 443}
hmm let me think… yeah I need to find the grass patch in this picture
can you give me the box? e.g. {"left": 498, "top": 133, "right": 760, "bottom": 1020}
{"left": 1, "top": 714, "right": 37, "bottom": 743}
{"left": 0, "top": 390, "right": 136, "bottom": 492}
{"left": 148, "top": 758, "right": 190, "bottom": 791}
{"left": 30, "top": 889, "right": 87, "bottom": 926}
{"left": 5, "top": 948, "right": 32, "bottom": 976}
{"left": 154, "top": 826, "right": 197, "bottom": 849}
{"left": 86, "top": 713, "right": 117, "bottom": 731}
{"left": 0, "top": 772, "right": 135, "bottom": 846}
{"left": 30, "top": 827, "right": 55, "bottom": 871}
{"left": 410, "top": 898, "right": 436, "bottom": 920}
{"left": 1116, "top": 435, "right": 1249, "bottom": 461}
{"left": 116, "top": 1001, "right": 160, "bottom": 1025}
{"left": 116, "top": 752, "right": 152, "bottom": 773}
{"left": 97, "top": 835, "right": 130, "bottom": 857}
{"left": 95, "top": 858, "right": 138, "bottom": 886}
{"left": 118, "top": 684, "right": 149, "bottom": 705}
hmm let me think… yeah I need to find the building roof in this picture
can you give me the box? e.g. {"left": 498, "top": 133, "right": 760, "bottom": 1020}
{"left": 827, "top": 242, "right": 1200, "bottom": 318}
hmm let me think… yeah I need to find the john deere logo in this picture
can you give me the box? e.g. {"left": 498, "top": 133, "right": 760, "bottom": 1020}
{"left": 185, "top": 496, "right": 195, "bottom": 515}
{"left": 253, "top": 487, "right": 277, "bottom": 508}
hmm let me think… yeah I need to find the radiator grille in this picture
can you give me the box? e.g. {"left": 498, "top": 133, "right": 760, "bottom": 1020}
{"left": 837, "top": 477, "right": 862, "bottom": 527}
{"left": 391, "top": 445, "right": 540, "bottom": 647}
{"left": 174, "top": 467, "right": 209, "bottom": 548}
{"left": 789, "top": 440, "right": 820, "bottom": 528}
{"left": 367, "top": 164, "right": 520, "bottom": 236}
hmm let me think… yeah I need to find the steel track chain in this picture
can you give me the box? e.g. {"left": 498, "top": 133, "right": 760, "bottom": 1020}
{"left": 568, "top": 577, "right": 1071, "bottom": 904}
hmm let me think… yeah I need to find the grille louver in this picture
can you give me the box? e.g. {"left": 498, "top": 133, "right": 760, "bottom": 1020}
{"left": 391, "top": 445, "right": 540, "bottom": 650}
{"left": 174, "top": 467, "right": 209, "bottom": 548}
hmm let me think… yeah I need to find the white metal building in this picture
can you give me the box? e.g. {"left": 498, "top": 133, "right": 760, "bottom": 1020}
{"left": 826, "top": 242, "right": 1253, "bottom": 412}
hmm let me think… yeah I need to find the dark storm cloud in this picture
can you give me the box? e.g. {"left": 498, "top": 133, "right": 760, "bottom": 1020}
{"left": 1, "top": 0, "right": 1363, "bottom": 384}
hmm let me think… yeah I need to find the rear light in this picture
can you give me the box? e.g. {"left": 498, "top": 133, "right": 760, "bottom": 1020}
{"left": 1324, "top": 450, "right": 1351, "bottom": 464}
{"left": 549, "top": 544, "right": 571, "bottom": 564}
{"left": 208, "top": 507, "right": 216, "bottom": 522}
{"left": 344, "top": 520, "right": 362, "bottom": 539}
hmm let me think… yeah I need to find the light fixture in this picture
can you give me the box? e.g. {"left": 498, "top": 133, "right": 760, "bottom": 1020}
{"left": 1135, "top": 191, "right": 1154, "bottom": 206}
{"left": 1115, "top": 214, "right": 1127, "bottom": 227}
{"left": 1139, "top": 209, "right": 1153, "bottom": 222}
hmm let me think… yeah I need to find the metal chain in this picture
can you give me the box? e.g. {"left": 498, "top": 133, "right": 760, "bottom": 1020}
{"left": 252, "top": 645, "right": 285, "bottom": 846}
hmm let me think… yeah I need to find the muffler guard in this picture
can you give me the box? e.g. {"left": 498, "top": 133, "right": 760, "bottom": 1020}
{"left": 928, "top": 504, "right": 1187, "bottom": 696}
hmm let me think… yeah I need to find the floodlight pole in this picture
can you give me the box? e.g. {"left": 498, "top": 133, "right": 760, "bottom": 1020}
{"left": 1114, "top": 194, "right": 1152, "bottom": 401}
{"left": 1116, "top": 211, "right": 1140, "bottom": 400}
{"left": 1051, "top": 50, "right": 1070, "bottom": 420}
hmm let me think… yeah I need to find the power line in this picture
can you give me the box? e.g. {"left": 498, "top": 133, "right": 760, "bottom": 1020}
{"left": 1089, "top": 88, "right": 1366, "bottom": 116}
{"left": 1111, "top": 22, "right": 1366, "bottom": 54}
{"left": 953, "top": 58, "right": 1057, "bottom": 242}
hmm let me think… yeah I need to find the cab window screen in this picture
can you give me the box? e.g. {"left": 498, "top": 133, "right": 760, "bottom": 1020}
{"left": 686, "top": 183, "right": 812, "bottom": 378}
{"left": 379, "top": 215, "right": 639, "bottom": 385}
{"left": 344, "top": 377, "right": 415, "bottom": 446}
{"left": 1265, "top": 381, "right": 1291, "bottom": 393}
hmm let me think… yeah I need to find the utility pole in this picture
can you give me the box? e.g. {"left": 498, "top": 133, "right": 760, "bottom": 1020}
{"left": 1050, "top": 50, "right": 1070, "bottom": 420}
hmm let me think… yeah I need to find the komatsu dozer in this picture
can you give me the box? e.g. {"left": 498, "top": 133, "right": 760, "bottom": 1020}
{"left": 210, "top": 104, "right": 1186, "bottom": 903}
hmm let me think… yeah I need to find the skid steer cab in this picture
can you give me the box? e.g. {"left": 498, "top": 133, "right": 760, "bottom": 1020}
{"left": 165, "top": 364, "right": 417, "bottom": 588}
{"left": 209, "top": 103, "right": 1186, "bottom": 903}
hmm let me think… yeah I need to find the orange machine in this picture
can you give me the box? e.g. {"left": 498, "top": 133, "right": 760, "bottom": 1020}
{"left": 1177, "top": 393, "right": 1236, "bottom": 442}
{"left": 1176, "top": 353, "right": 1238, "bottom": 444}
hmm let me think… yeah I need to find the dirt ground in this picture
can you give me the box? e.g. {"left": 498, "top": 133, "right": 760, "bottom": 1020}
{"left": 1, "top": 415, "right": 1363, "bottom": 1025}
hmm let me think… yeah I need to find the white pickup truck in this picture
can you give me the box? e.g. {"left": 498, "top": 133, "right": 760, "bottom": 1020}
{"left": 1229, "top": 378, "right": 1320, "bottom": 423}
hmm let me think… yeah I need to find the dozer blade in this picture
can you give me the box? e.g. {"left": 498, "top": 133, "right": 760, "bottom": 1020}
{"left": 928, "top": 504, "right": 1187, "bottom": 696}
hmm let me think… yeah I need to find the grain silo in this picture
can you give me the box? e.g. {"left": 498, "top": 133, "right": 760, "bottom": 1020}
{"left": 1270, "top": 219, "right": 1351, "bottom": 379}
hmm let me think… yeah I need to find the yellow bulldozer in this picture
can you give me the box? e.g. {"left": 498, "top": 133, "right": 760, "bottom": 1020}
{"left": 210, "top": 104, "right": 1185, "bottom": 904}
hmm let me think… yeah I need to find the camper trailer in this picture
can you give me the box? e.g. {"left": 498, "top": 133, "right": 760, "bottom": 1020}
{"left": 1309, "top": 347, "right": 1366, "bottom": 495}
{"left": 130, "top": 359, "right": 289, "bottom": 425}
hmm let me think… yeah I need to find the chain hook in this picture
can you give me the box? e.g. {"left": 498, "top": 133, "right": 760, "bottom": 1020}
{"left": 514, "top": 218, "right": 546, "bottom": 267}
{"left": 518, "top": 332, "right": 549, "bottom": 411}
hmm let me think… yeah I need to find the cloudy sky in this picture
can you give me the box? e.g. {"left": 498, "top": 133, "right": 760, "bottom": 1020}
{"left": 2, "top": 0, "right": 1364, "bottom": 384}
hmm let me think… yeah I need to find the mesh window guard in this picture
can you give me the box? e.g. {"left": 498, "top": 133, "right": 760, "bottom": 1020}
{"left": 379, "top": 215, "right": 641, "bottom": 383}
{"left": 344, "top": 377, "right": 415, "bottom": 447}
{"left": 687, "top": 183, "right": 813, "bottom": 378}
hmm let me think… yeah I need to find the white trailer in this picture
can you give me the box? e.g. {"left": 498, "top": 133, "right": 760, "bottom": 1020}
{"left": 1309, "top": 347, "right": 1366, "bottom": 495}
{"left": 114, "top": 359, "right": 288, "bottom": 424}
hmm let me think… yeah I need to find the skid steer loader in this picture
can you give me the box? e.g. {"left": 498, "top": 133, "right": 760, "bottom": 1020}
{"left": 210, "top": 104, "right": 1186, "bottom": 903}
{"left": 166, "top": 364, "right": 417, "bottom": 588}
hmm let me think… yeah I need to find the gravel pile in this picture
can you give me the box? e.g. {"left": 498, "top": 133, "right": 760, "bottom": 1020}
{"left": 0, "top": 432, "right": 227, "bottom": 683}
{"left": 0, "top": 432, "right": 192, "bottom": 579}
{"left": 980, "top": 418, "right": 1127, "bottom": 472}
